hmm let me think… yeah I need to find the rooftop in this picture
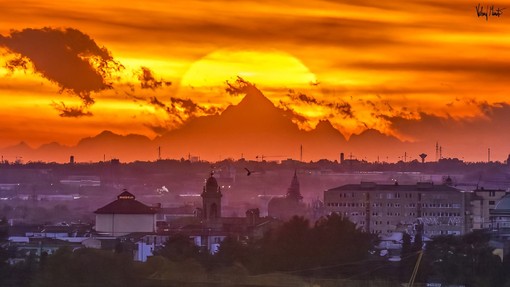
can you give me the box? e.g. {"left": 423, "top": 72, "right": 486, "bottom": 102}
{"left": 326, "top": 182, "right": 461, "bottom": 192}
{"left": 94, "top": 190, "right": 157, "bottom": 215}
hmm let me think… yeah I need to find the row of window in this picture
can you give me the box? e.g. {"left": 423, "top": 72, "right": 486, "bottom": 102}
{"left": 423, "top": 212, "right": 460, "bottom": 217}
{"left": 422, "top": 203, "right": 461, "bottom": 208}
{"left": 367, "top": 229, "right": 461, "bottom": 235}
{"left": 339, "top": 192, "right": 414, "bottom": 199}
{"left": 326, "top": 202, "right": 460, "bottom": 209}
{"left": 339, "top": 211, "right": 460, "bottom": 218}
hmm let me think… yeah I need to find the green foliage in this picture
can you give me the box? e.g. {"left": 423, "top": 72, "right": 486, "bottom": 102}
{"left": 153, "top": 234, "right": 201, "bottom": 262}
{"left": 143, "top": 256, "right": 208, "bottom": 283}
{"left": 33, "top": 247, "right": 137, "bottom": 287}
{"left": 424, "top": 230, "right": 505, "bottom": 286}
{"left": 313, "top": 213, "right": 374, "bottom": 267}
{"left": 0, "top": 253, "right": 38, "bottom": 287}
{"left": 218, "top": 214, "right": 375, "bottom": 277}
{"left": 214, "top": 236, "right": 251, "bottom": 267}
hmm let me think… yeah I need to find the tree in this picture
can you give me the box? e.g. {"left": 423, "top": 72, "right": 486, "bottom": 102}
{"left": 313, "top": 213, "right": 374, "bottom": 268}
{"left": 215, "top": 236, "right": 250, "bottom": 267}
{"left": 154, "top": 234, "right": 200, "bottom": 262}
{"left": 424, "top": 230, "right": 504, "bottom": 286}
{"left": 33, "top": 247, "right": 137, "bottom": 287}
{"left": 399, "top": 232, "right": 413, "bottom": 282}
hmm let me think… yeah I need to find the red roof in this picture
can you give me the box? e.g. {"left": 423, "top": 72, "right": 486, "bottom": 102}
{"left": 94, "top": 190, "right": 157, "bottom": 214}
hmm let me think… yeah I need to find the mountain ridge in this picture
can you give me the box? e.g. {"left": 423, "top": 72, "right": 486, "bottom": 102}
{"left": 0, "top": 86, "right": 407, "bottom": 163}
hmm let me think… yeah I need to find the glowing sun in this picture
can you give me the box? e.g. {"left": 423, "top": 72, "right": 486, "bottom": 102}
{"left": 180, "top": 49, "right": 317, "bottom": 92}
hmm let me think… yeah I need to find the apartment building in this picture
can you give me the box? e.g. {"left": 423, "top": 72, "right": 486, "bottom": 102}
{"left": 324, "top": 182, "right": 469, "bottom": 236}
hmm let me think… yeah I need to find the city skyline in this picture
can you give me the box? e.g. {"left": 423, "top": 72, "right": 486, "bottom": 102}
{"left": 1, "top": 0, "right": 510, "bottom": 162}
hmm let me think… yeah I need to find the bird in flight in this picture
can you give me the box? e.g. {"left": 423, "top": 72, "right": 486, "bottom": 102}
{"left": 244, "top": 168, "right": 252, "bottom": 176}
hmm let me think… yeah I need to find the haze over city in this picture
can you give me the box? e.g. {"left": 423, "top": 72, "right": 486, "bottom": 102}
{"left": 1, "top": 0, "right": 510, "bottom": 163}
{"left": 3, "top": 2, "right": 510, "bottom": 286}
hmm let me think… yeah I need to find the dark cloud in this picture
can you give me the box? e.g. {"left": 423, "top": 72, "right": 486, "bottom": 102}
{"left": 0, "top": 27, "right": 123, "bottom": 115}
{"left": 4, "top": 55, "right": 30, "bottom": 72}
{"left": 169, "top": 97, "right": 219, "bottom": 117}
{"left": 277, "top": 100, "right": 308, "bottom": 124}
{"left": 138, "top": 67, "right": 171, "bottom": 90}
{"left": 149, "top": 96, "right": 167, "bottom": 109}
{"left": 287, "top": 90, "right": 354, "bottom": 119}
{"left": 225, "top": 76, "right": 253, "bottom": 96}
{"left": 50, "top": 102, "right": 92, "bottom": 117}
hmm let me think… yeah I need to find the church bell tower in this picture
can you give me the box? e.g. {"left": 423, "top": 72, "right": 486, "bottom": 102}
{"left": 201, "top": 172, "right": 222, "bottom": 220}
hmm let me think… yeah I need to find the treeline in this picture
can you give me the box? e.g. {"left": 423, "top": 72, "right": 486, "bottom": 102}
{"left": 2, "top": 214, "right": 510, "bottom": 286}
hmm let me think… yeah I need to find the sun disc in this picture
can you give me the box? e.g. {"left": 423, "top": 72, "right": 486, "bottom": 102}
{"left": 180, "top": 49, "right": 316, "bottom": 89}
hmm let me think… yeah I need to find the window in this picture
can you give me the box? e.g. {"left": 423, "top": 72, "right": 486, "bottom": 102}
{"left": 489, "top": 201, "right": 495, "bottom": 205}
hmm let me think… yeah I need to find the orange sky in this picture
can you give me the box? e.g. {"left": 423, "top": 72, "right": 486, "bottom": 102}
{"left": 1, "top": 0, "right": 510, "bottom": 162}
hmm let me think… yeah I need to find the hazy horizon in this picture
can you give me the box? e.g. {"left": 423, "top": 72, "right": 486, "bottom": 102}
{"left": 1, "top": 0, "right": 510, "bottom": 163}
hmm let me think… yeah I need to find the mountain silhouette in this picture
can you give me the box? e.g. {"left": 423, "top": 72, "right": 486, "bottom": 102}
{"left": 75, "top": 131, "right": 156, "bottom": 161}
{"left": 156, "top": 84, "right": 348, "bottom": 161}
{"left": 0, "top": 85, "right": 408, "bottom": 163}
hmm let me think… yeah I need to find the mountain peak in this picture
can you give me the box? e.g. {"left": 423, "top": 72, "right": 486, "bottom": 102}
{"left": 235, "top": 84, "right": 276, "bottom": 111}
{"left": 315, "top": 119, "right": 335, "bottom": 131}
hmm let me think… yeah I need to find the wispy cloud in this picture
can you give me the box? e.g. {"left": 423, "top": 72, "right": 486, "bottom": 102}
{"left": 138, "top": 67, "right": 171, "bottom": 90}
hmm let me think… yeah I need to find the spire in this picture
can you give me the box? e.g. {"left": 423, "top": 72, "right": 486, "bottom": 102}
{"left": 286, "top": 170, "right": 302, "bottom": 201}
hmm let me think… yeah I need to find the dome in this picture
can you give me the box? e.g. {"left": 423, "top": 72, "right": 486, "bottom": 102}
{"left": 495, "top": 195, "right": 510, "bottom": 210}
{"left": 205, "top": 175, "right": 219, "bottom": 193}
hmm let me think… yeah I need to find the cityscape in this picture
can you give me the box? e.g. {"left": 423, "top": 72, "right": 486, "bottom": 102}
{"left": 2, "top": 0, "right": 510, "bottom": 286}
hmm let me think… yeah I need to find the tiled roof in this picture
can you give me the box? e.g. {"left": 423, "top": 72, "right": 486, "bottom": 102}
{"left": 94, "top": 190, "right": 157, "bottom": 214}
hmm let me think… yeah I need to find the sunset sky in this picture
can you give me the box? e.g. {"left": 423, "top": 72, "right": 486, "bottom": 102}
{"left": 1, "top": 0, "right": 510, "bottom": 162}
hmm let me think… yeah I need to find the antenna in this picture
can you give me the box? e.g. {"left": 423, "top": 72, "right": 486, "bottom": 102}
{"left": 488, "top": 148, "right": 491, "bottom": 163}
{"left": 158, "top": 146, "right": 161, "bottom": 161}
{"left": 300, "top": 144, "right": 303, "bottom": 162}
{"left": 435, "top": 142, "right": 439, "bottom": 161}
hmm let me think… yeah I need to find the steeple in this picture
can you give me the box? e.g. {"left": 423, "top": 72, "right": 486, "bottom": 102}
{"left": 286, "top": 170, "right": 303, "bottom": 201}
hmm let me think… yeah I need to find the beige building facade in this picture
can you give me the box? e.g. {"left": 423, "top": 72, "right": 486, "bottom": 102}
{"left": 94, "top": 190, "right": 157, "bottom": 236}
{"left": 324, "top": 182, "right": 469, "bottom": 236}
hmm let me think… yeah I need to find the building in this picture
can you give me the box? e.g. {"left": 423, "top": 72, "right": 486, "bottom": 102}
{"left": 470, "top": 187, "right": 508, "bottom": 230}
{"left": 90, "top": 174, "right": 279, "bottom": 260}
{"left": 324, "top": 181, "right": 469, "bottom": 236}
{"left": 201, "top": 173, "right": 222, "bottom": 220}
{"left": 94, "top": 190, "right": 158, "bottom": 236}
{"left": 268, "top": 171, "right": 307, "bottom": 220}
{"left": 490, "top": 194, "right": 510, "bottom": 234}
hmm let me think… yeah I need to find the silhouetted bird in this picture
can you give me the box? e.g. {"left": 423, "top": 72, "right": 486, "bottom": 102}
{"left": 244, "top": 168, "right": 252, "bottom": 176}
